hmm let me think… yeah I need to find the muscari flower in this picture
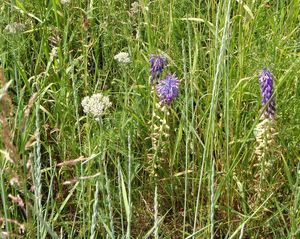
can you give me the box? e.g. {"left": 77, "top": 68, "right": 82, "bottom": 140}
{"left": 149, "top": 54, "right": 167, "bottom": 82}
{"left": 156, "top": 73, "right": 179, "bottom": 104}
{"left": 258, "top": 68, "right": 275, "bottom": 118}
{"left": 81, "top": 93, "right": 112, "bottom": 121}
{"left": 114, "top": 52, "right": 130, "bottom": 63}
{"left": 254, "top": 68, "right": 277, "bottom": 169}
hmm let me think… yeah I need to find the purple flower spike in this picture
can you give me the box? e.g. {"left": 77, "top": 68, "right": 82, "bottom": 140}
{"left": 258, "top": 68, "right": 275, "bottom": 118}
{"left": 149, "top": 54, "right": 167, "bottom": 82}
{"left": 156, "top": 73, "right": 179, "bottom": 104}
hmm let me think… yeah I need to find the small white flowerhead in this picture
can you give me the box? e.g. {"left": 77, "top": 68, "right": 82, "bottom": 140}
{"left": 81, "top": 93, "right": 112, "bottom": 121}
{"left": 4, "top": 22, "right": 25, "bottom": 34}
{"left": 130, "top": 2, "right": 140, "bottom": 15}
{"left": 49, "top": 47, "right": 58, "bottom": 62}
{"left": 60, "top": 0, "right": 71, "bottom": 4}
{"left": 114, "top": 52, "right": 130, "bottom": 64}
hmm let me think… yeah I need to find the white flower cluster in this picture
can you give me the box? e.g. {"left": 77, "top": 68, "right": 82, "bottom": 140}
{"left": 254, "top": 116, "right": 276, "bottom": 182}
{"left": 114, "top": 52, "right": 130, "bottom": 63}
{"left": 4, "top": 22, "right": 25, "bottom": 34}
{"left": 81, "top": 93, "right": 112, "bottom": 121}
{"left": 254, "top": 118, "right": 275, "bottom": 158}
{"left": 60, "top": 0, "right": 71, "bottom": 4}
{"left": 130, "top": 2, "right": 140, "bottom": 15}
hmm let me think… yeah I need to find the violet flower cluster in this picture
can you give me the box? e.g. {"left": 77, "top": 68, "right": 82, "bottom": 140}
{"left": 149, "top": 54, "right": 167, "bottom": 82}
{"left": 258, "top": 68, "right": 275, "bottom": 118}
{"left": 149, "top": 53, "right": 179, "bottom": 104}
{"left": 156, "top": 73, "right": 179, "bottom": 104}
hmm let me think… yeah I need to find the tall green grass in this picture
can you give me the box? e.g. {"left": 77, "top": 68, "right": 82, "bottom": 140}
{"left": 0, "top": 0, "right": 300, "bottom": 238}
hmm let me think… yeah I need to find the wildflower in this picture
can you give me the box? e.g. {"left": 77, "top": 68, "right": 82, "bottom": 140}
{"left": 258, "top": 68, "right": 275, "bottom": 118}
{"left": 4, "top": 22, "right": 25, "bottom": 34}
{"left": 114, "top": 52, "right": 130, "bottom": 63}
{"left": 156, "top": 73, "right": 179, "bottom": 104}
{"left": 49, "top": 47, "right": 58, "bottom": 63}
{"left": 149, "top": 54, "right": 167, "bottom": 82}
{"left": 254, "top": 68, "right": 277, "bottom": 181}
{"left": 60, "top": 0, "right": 71, "bottom": 4}
{"left": 130, "top": 2, "right": 140, "bottom": 15}
{"left": 81, "top": 93, "right": 112, "bottom": 121}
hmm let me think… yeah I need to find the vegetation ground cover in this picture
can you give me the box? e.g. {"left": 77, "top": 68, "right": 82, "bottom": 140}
{"left": 0, "top": 0, "right": 300, "bottom": 238}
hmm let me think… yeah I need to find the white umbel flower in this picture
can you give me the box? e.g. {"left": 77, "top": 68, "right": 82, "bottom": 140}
{"left": 81, "top": 93, "right": 112, "bottom": 121}
{"left": 114, "top": 52, "right": 130, "bottom": 63}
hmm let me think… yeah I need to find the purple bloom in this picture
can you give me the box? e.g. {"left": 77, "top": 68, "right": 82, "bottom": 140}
{"left": 258, "top": 68, "right": 275, "bottom": 118}
{"left": 149, "top": 54, "right": 167, "bottom": 82}
{"left": 156, "top": 73, "right": 179, "bottom": 104}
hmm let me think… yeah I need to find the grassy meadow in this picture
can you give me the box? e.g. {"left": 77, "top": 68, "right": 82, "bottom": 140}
{"left": 0, "top": 0, "right": 300, "bottom": 238}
